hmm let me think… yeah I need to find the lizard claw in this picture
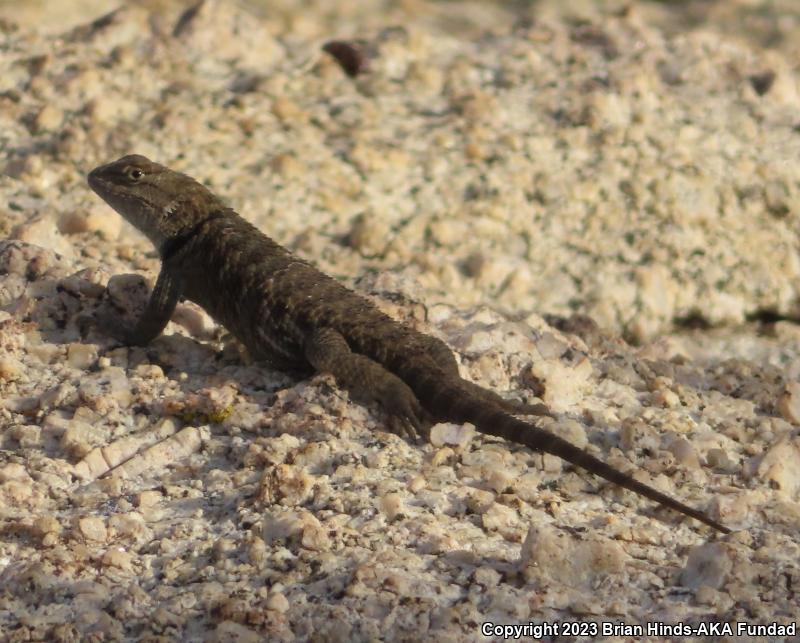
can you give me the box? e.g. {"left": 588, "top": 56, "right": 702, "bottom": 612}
{"left": 379, "top": 381, "right": 427, "bottom": 443}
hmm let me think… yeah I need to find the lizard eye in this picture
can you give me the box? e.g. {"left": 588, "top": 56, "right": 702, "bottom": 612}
{"left": 125, "top": 167, "right": 144, "bottom": 182}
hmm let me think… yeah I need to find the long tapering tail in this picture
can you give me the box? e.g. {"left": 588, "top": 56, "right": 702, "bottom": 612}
{"left": 414, "top": 374, "right": 730, "bottom": 533}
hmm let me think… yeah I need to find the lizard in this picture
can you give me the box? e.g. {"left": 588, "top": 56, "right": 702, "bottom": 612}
{"left": 86, "top": 154, "right": 730, "bottom": 534}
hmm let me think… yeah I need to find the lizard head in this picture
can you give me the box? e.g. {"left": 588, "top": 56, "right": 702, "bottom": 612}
{"left": 88, "top": 154, "right": 225, "bottom": 255}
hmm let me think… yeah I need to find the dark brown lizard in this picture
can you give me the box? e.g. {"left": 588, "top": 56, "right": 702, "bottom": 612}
{"left": 87, "top": 154, "right": 730, "bottom": 534}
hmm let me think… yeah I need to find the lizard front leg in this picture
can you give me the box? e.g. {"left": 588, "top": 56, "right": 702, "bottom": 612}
{"left": 304, "top": 327, "right": 425, "bottom": 439}
{"left": 98, "top": 267, "right": 181, "bottom": 345}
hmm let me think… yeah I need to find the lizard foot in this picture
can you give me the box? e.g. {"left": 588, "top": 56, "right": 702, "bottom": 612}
{"left": 376, "top": 379, "right": 426, "bottom": 443}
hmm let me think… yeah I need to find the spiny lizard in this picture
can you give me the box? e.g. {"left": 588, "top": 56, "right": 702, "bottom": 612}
{"left": 87, "top": 154, "right": 730, "bottom": 534}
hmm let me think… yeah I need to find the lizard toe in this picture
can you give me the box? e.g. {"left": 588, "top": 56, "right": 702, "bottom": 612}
{"left": 380, "top": 384, "right": 425, "bottom": 443}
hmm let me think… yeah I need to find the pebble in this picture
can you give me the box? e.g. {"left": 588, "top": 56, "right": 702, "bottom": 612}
{"left": 756, "top": 437, "right": 800, "bottom": 497}
{"left": 76, "top": 516, "right": 108, "bottom": 543}
{"left": 101, "top": 548, "right": 133, "bottom": 571}
{"left": 706, "top": 448, "right": 739, "bottom": 474}
{"left": 519, "top": 524, "right": 626, "bottom": 588}
{"left": 378, "top": 492, "right": 405, "bottom": 521}
{"left": 12, "top": 216, "right": 74, "bottom": 258}
{"left": 777, "top": 381, "right": 800, "bottom": 424}
{"left": 668, "top": 437, "right": 701, "bottom": 470}
{"left": 680, "top": 542, "right": 732, "bottom": 591}
{"left": 258, "top": 464, "right": 315, "bottom": 506}
{"left": 266, "top": 592, "right": 290, "bottom": 613}
{"left": 0, "top": 356, "right": 23, "bottom": 381}
{"left": 66, "top": 343, "right": 97, "bottom": 369}
{"left": 428, "top": 422, "right": 476, "bottom": 448}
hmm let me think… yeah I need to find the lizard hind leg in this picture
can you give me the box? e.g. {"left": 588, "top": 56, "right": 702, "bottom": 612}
{"left": 417, "top": 334, "right": 551, "bottom": 418}
{"left": 304, "top": 327, "right": 428, "bottom": 441}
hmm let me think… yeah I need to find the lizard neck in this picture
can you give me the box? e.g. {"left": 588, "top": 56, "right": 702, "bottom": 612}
{"left": 160, "top": 209, "right": 233, "bottom": 262}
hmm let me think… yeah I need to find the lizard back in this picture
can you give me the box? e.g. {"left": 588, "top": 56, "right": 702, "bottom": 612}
{"left": 168, "top": 210, "right": 418, "bottom": 372}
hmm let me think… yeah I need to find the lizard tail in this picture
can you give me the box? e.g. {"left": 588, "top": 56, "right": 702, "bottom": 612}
{"left": 414, "top": 375, "right": 730, "bottom": 533}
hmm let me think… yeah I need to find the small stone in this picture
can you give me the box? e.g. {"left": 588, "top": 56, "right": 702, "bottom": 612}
{"left": 777, "top": 381, "right": 800, "bottom": 424}
{"left": 266, "top": 592, "right": 290, "bottom": 613}
{"left": 61, "top": 419, "right": 101, "bottom": 458}
{"left": 429, "top": 422, "right": 475, "bottom": 448}
{"left": 108, "top": 512, "right": 152, "bottom": 543}
{"left": 652, "top": 388, "right": 681, "bottom": 408}
{"left": 541, "top": 453, "right": 562, "bottom": 473}
{"left": 430, "top": 446, "right": 455, "bottom": 466}
{"left": 0, "top": 356, "right": 23, "bottom": 381}
{"left": 10, "top": 424, "right": 42, "bottom": 448}
{"left": 556, "top": 418, "right": 588, "bottom": 449}
{"left": 680, "top": 542, "right": 732, "bottom": 590}
{"left": 77, "top": 516, "right": 108, "bottom": 542}
{"left": 269, "top": 153, "right": 305, "bottom": 179}
{"left": 481, "top": 502, "right": 519, "bottom": 532}
{"left": 258, "top": 464, "right": 314, "bottom": 506}
{"left": 12, "top": 216, "right": 74, "bottom": 258}
{"left": 32, "top": 516, "right": 61, "bottom": 538}
{"left": 706, "top": 448, "right": 738, "bottom": 474}
{"left": 0, "top": 462, "right": 30, "bottom": 483}
{"left": 78, "top": 366, "right": 133, "bottom": 410}
{"left": 133, "top": 364, "right": 164, "bottom": 379}
{"left": 59, "top": 204, "right": 122, "bottom": 240}
{"left": 347, "top": 212, "right": 391, "bottom": 257}
{"left": 271, "top": 96, "right": 306, "bottom": 124}
{"left": 173, "top": 303, "right": 218, "bottom": 339}
{"left": 485, "top": 467, "right": 514, "bottom": 494}
{"left": 322, "top": 40, "right": 369, "bottom": 77}
{"left": 473, "top": 566, "right": 501, "bottom": 588}
{"left": 101, "top": 548, "right": 133, "bottom": 571}
{"left": 0, "top": 480, "right": 32, "bottom": 504}
{"left": 520, "top": 524, "right": 626, "bottom": 588}
{"left": 136, "top": 490, "right": 162, "bottom": 509}
{"left": 67, "top": 343, "right": 97, "bottom": 369}
{"left": 535, "top": 333, "right": 569, "bottom": 360}
{"left": 512, "top": 471, "right": 543, "bottom": 503}
{"left": 749, "top": 69, "right": 776, "bottom": 96}
{"left": 463, "top": 488, "right": 494, "bottom": 514}
{"left": 33, "top": 104, "right": 63, "bottom": 132}
{"left": 298, "top": 512, "right": 330, "bottom": 551}
{"left": 378, "top": 492, "right": 405, "bottom": 521}
{"left": 668, "top": 437, "right": 700, "bottom": 469}
{"left": 756, "top": 437, "right": 800, "bottom": 497}
{"left": 248, "top": 537, "right": 268, "bottom": 567}
{"left": 407, "top": 475, "right": 426, "bottom": 493}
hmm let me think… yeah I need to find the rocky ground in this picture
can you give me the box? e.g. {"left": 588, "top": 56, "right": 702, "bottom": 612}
{"left": 0, "top": 1, "right": 799, "bottom": 640}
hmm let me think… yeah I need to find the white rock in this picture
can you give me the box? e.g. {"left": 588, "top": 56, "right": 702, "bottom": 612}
{"left": 428, "top": 422, "right": 476, "bottom": 448}
{"left": 519, "top": 524, "right": 626, "bottom": 588}
{"left": 680, "top": 542, "right": 732, "bottom": 590}
{"left": 777, "top": 381, "right": 800, "bottom": 425}
{"left": 756, "top": 437, "right": 800, "bottom": 498}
